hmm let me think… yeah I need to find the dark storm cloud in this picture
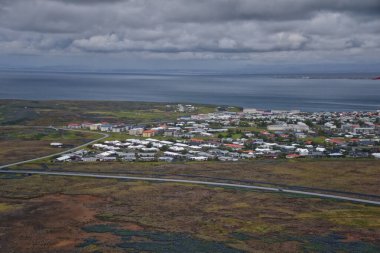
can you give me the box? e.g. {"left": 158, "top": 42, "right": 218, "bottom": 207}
{"left": 0, "top": 0, "right": 379, "bottom": 64}
{"left": 52, "top": 0, "right": 126, "bottom": 3}
{"left": 164, "top": 0, "right": 380, "bottom": 23}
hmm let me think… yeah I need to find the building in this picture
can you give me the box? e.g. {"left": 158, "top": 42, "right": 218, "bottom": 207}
{"left": 67, "top": 123, "right": 81, "bottom": 129}
{"left": 129, "top": 128, "right": 144, "bottom": 136}
{"left": 243, "top": 108, "right": 258, "bottom": 113}
{"left": 89, "top": 123, "right": 102, "bottom": 131}
{"left": 142, "top": 130, "right": 156, "bottom": 138}
{"left": 81, "top": 122, "right": 93, "bottom": 129}
{"left": 224, "top": 144, "right": 244, "bottom": 150}
{"left": 82, "top": 157, "right": 97, "bottom": 162}
{"left": 353, "top": 127, "right": 375, "bottom": 135}
{"left": 56, "top": 155, "right": 72, "bottom": 162}
{"left": 189, "top": 156, "right": 208, "bottom": 161}
{"left": 100, "top": 124, "right": 113, "bottom": 132}
{"left": 158, "top": 157, "right": 174, "bottom": 162}
{"left": 50, "top": 142, "right": 63, "bottom": 148}
{"left": 267, "top": 124, "right": 287, "bottom": 131}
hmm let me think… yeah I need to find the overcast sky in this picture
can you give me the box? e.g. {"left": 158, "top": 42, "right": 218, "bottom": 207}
{"left": 0, "top": 0, "right": 379, "bottom": 73}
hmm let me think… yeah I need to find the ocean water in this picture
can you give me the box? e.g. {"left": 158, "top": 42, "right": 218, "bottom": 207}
{"left": 0, "top": 71, "right": 379, "bottom": 112}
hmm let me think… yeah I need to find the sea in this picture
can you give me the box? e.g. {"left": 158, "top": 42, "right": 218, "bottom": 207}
{"left": 0, "top": 70, "right": 379, "bottom": 112}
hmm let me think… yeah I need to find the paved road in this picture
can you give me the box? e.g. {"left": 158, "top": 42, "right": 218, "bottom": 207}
{"left": 1, "top": 169, "right": 379, "bottom": 206}
{"left": 0, "top": 127, "right": 109, "bottom": 169}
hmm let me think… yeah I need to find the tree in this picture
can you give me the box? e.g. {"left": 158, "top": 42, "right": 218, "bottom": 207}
{"left": 239, "top": 121, "right": 250, "bottom": 127}
{"left": 304, "top": 119, "right": 314, "bottom": 127}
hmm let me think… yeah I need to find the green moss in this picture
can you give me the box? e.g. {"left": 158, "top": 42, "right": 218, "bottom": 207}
{"left": 0, "top": 203, "right": 21, "bottom": 213}
{"left": 297, "top": 205, "right": 380, "bottom": 228}
{"left": 237, "top": 221, "right": 281, "bottom": 234}
{"left": 82, "top": 224, "right": 243, "bottom": 253}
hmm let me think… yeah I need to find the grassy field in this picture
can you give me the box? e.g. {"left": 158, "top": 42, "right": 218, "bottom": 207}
{"left": 0, "top": 126, "right": 100, "bottom": 165}
{"left": 0, "top": 174, "right": 379, "bottom": 252}
{"left": 0, "top": 100, "right": 218, "bottom": 126}
{"left": 14, "top": 159, "right": 380, "bottom": 197}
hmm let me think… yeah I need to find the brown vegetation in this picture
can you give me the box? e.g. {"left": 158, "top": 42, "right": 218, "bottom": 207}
{"left": 19, "top": 159, "right": 380, "bottom": 196}
{"left": 0, "top": 175, "right": 379, "bottom": 252}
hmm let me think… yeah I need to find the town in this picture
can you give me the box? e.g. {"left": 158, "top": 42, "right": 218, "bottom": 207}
{"left": 54, "top": 105, "right": 380, "bottom": 163}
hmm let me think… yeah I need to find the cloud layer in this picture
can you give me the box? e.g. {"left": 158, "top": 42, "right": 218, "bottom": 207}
{"left": 0, "top": 0, "right": 379, "bottom": 67}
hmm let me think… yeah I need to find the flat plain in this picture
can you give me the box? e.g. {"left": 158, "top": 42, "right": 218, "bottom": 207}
{"left": 0, "top": 100, "right": 379, "bottom": 252}
{"left": 0, "top": 126, "right": 101, "bottom": 165}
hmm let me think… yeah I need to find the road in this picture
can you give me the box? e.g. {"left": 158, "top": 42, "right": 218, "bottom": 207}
{"left": 0, "top": 169, "right": 380, "bottom": 206}
{"left": 0, "top": 127, "right": 109, "bottom": 169}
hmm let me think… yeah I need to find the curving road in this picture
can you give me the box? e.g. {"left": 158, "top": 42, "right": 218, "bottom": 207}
{"left": 1, "top": 127, "right": 379, "bottom": 206}
{"left": 0, "top": 127, "right": 109, "bottom": 169}
{"left": 0, "top": 169, "right": 380, "bottom": 206}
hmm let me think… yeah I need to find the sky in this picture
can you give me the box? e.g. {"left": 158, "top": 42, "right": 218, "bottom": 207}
{"left": 0, "top": 0, "right": 379, "bottom": 73}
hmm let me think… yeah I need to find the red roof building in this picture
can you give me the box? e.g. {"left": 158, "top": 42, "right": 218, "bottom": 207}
{"left": 224, "top": 144, "right": 244, "bottom": 149}
{"left": 286, "top": 154, "right": 301, "bottom": 159}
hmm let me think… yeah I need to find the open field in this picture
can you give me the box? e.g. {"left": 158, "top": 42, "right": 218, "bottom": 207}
{"left": 0, "top": 100, "right": 218, "bottom": 126}
{"left": 0, "top": 127, "right": 100, "bottom": 165}
{"left": 13, "top": 159, "right": 380, "bottom": 197}
{"left": 0, "top": 174, "right": 379, "bottom": 253}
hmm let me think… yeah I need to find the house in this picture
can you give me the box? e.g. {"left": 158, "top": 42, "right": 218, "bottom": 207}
{"left": 82, "top": 157, "right": 97, "bottom": 162}
{"left": 224, "top": 144, "right": 244, "bottom": 150}
{"left": 353, "top": 127, "right": 375, "bottom": 135}
{"left": 142, "top": 130, "right": 156, "bottom": 138}
{"left": 197, "top": 152, "right": 215, "bottom": 159}
{"left": 296, "top": 148, "right": 309, "bottom": 156}
{"left": 146, "top": 138, "right": 159, "bottom": 142}
{"left": 138, "top": 153, "right": 156, "bottom": 157}
{"left": 139, "top": 157, "right": 156, "bottom": 162}
{"left": 100, "top": 157, "right": 117, "bottom": 162}
{"left": 240, "top": 153, "right": 256, "bottom": 159}
{"left": 81, "top": 122, "right": 93, "bottom": 129}
{"left": 164, "top": 130, "right": 175, "bottom": 137}
{"left": 295, "top": 132, "right": 307, "bottom": 139}
{"left": 96, "top": 151, "right": 116, "bottom": 158}
{"left": 89, "top": 123, "right": 102, "bottom": 131}
{"left": 163, "top": 151, "right": 182, "bottom": 158}
{"left": 218, "top": 156, "right": 238, "bottom": 162}
{"left": 122, "top": 157, "right": 136, "bottom": 162}
{"left": 67, "top": 123, "right": 81, "bottom": 129}
{"left": 169, "top": 146, "right": 185, "bottom": 152}
{"left": 120, "top": 153, "right": 136, "bottom": 161}
{"left": 141, "top": 147, "right": 159, "bottom": 152}
{"left": 189, "top": 156, "right": 208, "bottom": 161}
{"left": 50, "top": 142, "right": 63, "bottom": 148}
{"left": 112, "top": 126, "right": 125, "bottom": 133}
{"left": 189, "top": 138, "right": 204, "bottom": 145}
{"left": 316, "top": 147, "right": 326, "bottom": 152}
{"left": 100, "top": 124, "right": 113, "bottom": 132}
{"left": 329, "top": 152, "right": 344, "bottom": 157}
{"left": 160, "top": 140, "right": 174, "bottom": 145}
{"left": 129, "top": 128, "right": 144, "bottom": 136}
{"left": 307, "top": 151, "right": 324, "bottom": 158}
{"left": 158, "top": 156, "right": 174, "bottom": 162}
{"left": 267, "top": 124, "right": 287, "bottom": 131}
{"left": 326, "top": 138, "right": 346, "bottom": 145}
{"left": 286, "top": 154, "right": 301, "bottom": 159}
{"left": 56, "top": 155, "right": 72, "bottom": 162}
